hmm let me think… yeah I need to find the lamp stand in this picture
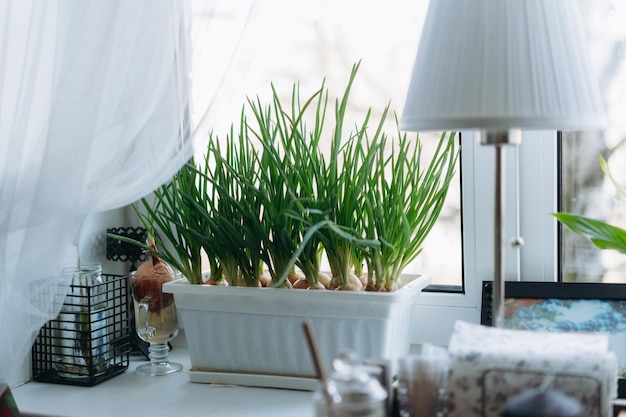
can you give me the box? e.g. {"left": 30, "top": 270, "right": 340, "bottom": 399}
{"left": 481, "top": 130, "right": 521, "bottom": 327}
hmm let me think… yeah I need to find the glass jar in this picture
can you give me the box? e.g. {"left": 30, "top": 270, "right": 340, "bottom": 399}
{"left": 53, "top": 262, "right": 109, "bottom": 378}
{"left": 313, "top": 350, "right": 388, "bottom": 417}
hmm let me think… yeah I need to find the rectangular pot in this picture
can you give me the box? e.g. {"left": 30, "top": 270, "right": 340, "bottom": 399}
{"left": 163, "top": 274, "right": 430, "bottom": 389}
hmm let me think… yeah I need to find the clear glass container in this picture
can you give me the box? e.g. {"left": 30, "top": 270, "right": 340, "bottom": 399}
{"left": 53, "top": 262, "right": 109, "bottom": 378}
{"left": 313, "top": 350, "right": 387, "bottom": 417}
{"left": 130, "top": 269, "right": 183, "bottom": 376}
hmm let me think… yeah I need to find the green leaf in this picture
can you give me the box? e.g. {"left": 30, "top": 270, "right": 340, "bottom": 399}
{"left": 553, "top": 212, "right": 626, "bottom": 254}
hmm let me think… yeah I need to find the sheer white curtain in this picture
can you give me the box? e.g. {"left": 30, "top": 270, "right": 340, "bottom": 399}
{"left": 188, "top": 0, "right": 268, "bottom": 149}
{"left": 0, "top": 0, "right": 194, "bottom": 383}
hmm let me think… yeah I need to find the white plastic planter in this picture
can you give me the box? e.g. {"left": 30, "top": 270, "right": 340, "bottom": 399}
{"left": 163, "top": 274, "right": 430, "bottom": 389}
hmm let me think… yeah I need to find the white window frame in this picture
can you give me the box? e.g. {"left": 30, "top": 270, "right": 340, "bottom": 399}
{"left": 411, "top": 130, "right": 559, "bottom": 346}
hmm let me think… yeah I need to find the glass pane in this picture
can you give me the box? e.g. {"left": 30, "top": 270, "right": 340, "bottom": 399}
{"left": 191, "top": 0, "right": 463, "bottom": 287}
{"left": 560, "top": 131, "right": 625, "bottom": 282}
{"left": 560, "top": 2, "right": 626, "bottom": 283}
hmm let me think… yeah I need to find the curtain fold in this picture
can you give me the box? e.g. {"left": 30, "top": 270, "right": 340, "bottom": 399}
{"left": 0, "top": 0, "right": 193, "bottom": 383}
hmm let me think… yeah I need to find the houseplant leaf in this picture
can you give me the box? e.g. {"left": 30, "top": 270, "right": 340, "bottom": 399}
{"left": 553, "top": 212, "right": 626, "bottom": 254}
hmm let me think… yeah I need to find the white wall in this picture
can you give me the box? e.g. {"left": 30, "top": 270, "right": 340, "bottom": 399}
{"left": 79, "top": 207, "right": 133, "bottom": 276}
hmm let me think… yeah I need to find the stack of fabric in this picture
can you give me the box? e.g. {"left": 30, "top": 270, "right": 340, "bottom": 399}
{"left": 446, "top": 321, "right": 618, "bottom": 417}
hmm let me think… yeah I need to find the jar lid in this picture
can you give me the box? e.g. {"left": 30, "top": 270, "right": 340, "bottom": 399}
{"left": 324, "top": 350, "right": 387, "bottom": 406}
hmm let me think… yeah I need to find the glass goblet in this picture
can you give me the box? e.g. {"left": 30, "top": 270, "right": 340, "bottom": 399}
{"left": 130, "top": 270, "right": 183, "bottom": 376}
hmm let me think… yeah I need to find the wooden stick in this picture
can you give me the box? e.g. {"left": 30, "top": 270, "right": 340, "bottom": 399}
{"left": 302, "top": 320, "right": 328, "bottom": 382}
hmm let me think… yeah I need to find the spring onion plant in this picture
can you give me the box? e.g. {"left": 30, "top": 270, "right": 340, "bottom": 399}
{"left": 191, "top": 121, "right": 270, "bottom": 287}
{"left": 362, "top": 127, "right": 458, "bottom": 291}
{"left": 112, "top": 62, "right": 459, "bottom": 291}
{"left": 270, "top": 79, "right": 373, "bottom": 289}
{"left": 248, "top": 81, "right": 331, "bottom": 288}
{"left": 247, "top": 91, "right": 306, "bottom": 287}
{"left": 106, "top": 160, "right": 206, "bottom": 284}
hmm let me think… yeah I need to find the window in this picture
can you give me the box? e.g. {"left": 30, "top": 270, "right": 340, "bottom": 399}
{"left": 411, "top": 130, "right": 558, "bottom": 346}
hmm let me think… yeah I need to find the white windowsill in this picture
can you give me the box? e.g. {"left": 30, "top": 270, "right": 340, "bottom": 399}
{"left": 13, "top": 334, "right": 315, "bottom": 417}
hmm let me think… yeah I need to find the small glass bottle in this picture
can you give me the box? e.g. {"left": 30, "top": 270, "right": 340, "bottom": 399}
{"left": 313, "top": 350, "right": 388, "bottom": 417}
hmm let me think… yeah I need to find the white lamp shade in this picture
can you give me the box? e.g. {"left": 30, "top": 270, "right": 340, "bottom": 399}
{"left": 400, "top": 0, "right": 606, "bottom": 132}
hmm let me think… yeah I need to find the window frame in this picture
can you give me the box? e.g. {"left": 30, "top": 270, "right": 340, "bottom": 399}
{"left": 411, "top": 130, "right": 559, "bottom": 346}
